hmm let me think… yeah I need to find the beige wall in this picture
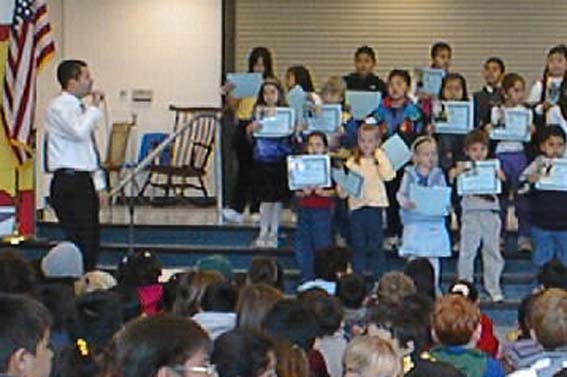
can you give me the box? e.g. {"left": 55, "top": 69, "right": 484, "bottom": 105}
{"left": 235, "top": 0, "right": 567, "bottom": 92}
{"left": 35, "top": 0, "right": 222, "bottom": 204}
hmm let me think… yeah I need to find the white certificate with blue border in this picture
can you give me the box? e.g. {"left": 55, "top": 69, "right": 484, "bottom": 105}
{"left": 346, "top": 91, "right": 381, "bottom": 120}
{"left": 254, "top": 107, "right": 295, "bottom": 138}
{"left": 288, "top": 154, "right": 331, "bottom": 190}
{"left": 382, "top": 134, "right": 412, "bottom": 171}
{"left": 332, "top": 168, "right": 364, "bottom": 199}
{"left": 490, "top": 107, "right": 532, "bottom": 142}
{"left": 535, "top": 158, "right": 567, "bottom": 191}
{"left": 415, "top": 67, "right": 446, "bottom": 96}
{"left": 409, "top": 184, "right": 452, "bottom": 217}
{"left": 457, "top": 160, "right": 502, "bottom": 195}
{"left": 433, "top": 101, "right": 474, "bottom": 135}
{"left": 226, "top": 73, "right": 263, "bottom": 99}
{"left": 306, "top": 104, "right": 342, "bottom": 133}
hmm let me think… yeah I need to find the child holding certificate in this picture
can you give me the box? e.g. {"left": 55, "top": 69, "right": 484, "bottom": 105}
{"left": 246, "top": 80, "right": 292, "bottom": 248}
{"left": 416, "top": 42, "right": 453, "bottom": 120}
{"left": 222, "top": 47, "right": 274, "bottom": 224}
{"left": 294, "top": 131, "right": 335, "bottom": 280}
{"left": 337, "top": 125, "right": 396, "bottom": 277}
{"left": 519, "top": 125, "right": 567, "bottom": 268}
{"left": 527, "top": 44, "right": 567, "bottom": 121}
{"left": 396, "top": 136, "right": 451, "bottom": 294}
{"left": 369, "top": 69, "right": 424, "bottom": 249}
{"left": 450, "top": 130, "right": 506, "bottom": 302}
{"left": 486, "top": 73, "right": 534, "bottom": 252}
{"left": 342, "top": 45, "right": 387, "bottom": 95}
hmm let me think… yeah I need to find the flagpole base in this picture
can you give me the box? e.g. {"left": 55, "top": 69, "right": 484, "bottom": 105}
{"left": 2, "top": 230, "right": 28, "bottom": 245}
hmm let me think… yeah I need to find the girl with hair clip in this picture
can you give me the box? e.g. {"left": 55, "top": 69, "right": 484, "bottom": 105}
{"left": 396, "top": 136, "right": 451, "bottom": 295}
{"left": 247, "top": 80, "right": 293, "bottom": 248}
{"left": 222, "top": 46, "right": 275, "bottom": 224}
{"left": 337, "top": 124, "right": 395, "bottom": 278}
{"left": 527, "top": 44, "right": 567, "bottom": 123}
{"left": 485, "top": 73, "right": 535, "bottom": 252}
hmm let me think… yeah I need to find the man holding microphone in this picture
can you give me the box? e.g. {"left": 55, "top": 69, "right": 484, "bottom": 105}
{"left": 45, "top": 60, "right": 105, "bottom": 271}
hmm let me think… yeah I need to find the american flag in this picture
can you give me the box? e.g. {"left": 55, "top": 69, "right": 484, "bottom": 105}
{"left": 1, "top": 0, "right": 55, "bottom": 163}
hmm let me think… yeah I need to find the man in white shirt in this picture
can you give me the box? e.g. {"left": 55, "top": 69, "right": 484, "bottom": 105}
{"left": 45, "top": 60, "right": 104, "bottom": 271}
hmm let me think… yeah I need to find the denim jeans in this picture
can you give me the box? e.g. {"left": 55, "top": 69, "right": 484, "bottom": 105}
{"left": 531, "top": 226, "right": 567, "bottom": 267}
{"left": 350, "top": 207, "right": 385, "bottom": 277}
{"left": 294, "top": 207, "right": 333, "bottom": 280}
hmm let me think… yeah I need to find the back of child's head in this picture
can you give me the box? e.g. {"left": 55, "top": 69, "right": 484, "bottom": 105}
{"left": 430, "top": 41, "right": 452, "bottom": 59}
{"left": 502, "top": 72, "right": 525, "bottom": 92}
{"left": 354, "top": 45, "right": 377, "bottom": 62}
{"left": 388, "top": 69, "right": 411, "bottom": 87}
{"left": 529, "top": 288, "right": 567, "bottom": 350}
{"left": 320, "top": 75, "right": 346, "bottom": 97}
{"left": 336, "top": 273, "right": 367, "bottom": 309}
{"left": 274, "top": 339, "right": 309, "bottom": 377}
{"left": 439, "top": 72, "right": 468, "bottom": 101}
{"left": 287, "top": 65, "right": 315, "bottom": 92}
{"left": 236, "top": 283, "right": 283, "bottom": 331}
{"left": 344, "top": 336, "right": 402, "bottom": 377}
{"left": 262, "top": 298, "right": 320, "bottom": 351}
{"left": 484, "top": 57, "right": 506, "bottom": 74}
{"left": 463, "top": 129, "right": 489, "bottom": 151}
{"left": 170, "top": 270, "right": 226, "bottom": 317}
{"left": 32, "top": 282, "right": 77, "bottom": 336}
{"left": 74, "top": 290, "right": 123, "bottom": 350}
{"left": 248, "top": 46, "right": 273, "bottom": 79}
{"left": 537, "top": 259, "right": 567, "bottom": 290}
{"left": 448, "top": 280, "right": 480, "bottom": 303}
{"left": 247, "top": 257, "right": 284, "bottom": 291}
{"left": 404, "top": 259, "right": 435, "bottom": 301}
{"left": 517, "top": 292, "right": 542, "bottom": 340}
{"left": 314, "top": 247, "right": 351, "bottom": 282}
{"left": 432, "top": 295, "right": 480, "bottom": 347}
{"left": 201, "top": 282, "right": 238, "bottom": 312}
{"left": 212, "top": 328, "right": 275, "bottom": 377}
{"left": 117, "top": 250, "right": 161, "bottom": 288}
{"left": 0, "top": 248, "right": 35, "bottom": 294}
{"left": 0, "top": 294, "right": 52, "bottom": 373}
{"left": 376, "top": 271, "right": 416, "bottom": 304}
{"left": 107, "top": 314, "right": 211, "bottom": 377}
{"left": 196, "top": 254, "right": 234, "bottom": 281}
{"left": 405, "top": 359, "right": 466, "bottom": 377}
{"left": 301, "top": 295, "right": 344, "bottom": 336}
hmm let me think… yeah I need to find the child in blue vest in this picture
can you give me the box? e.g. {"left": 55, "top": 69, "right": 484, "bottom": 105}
{"left": 397, "top": 136, "right": 451, "bottom": 294}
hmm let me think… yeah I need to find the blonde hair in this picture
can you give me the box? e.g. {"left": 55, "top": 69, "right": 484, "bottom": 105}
{"left": 353, "top": 124, "right": 381, "bottom": 165}
{"left": 320, "top": 76, "right": 347, "bottom": 97}
{"left": 344, "top": 336, "right": 403, "bottom": 377}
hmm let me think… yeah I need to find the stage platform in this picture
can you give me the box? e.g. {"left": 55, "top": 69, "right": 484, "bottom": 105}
{"left": 4, "top": 204, "right": 536, "bottom": 326}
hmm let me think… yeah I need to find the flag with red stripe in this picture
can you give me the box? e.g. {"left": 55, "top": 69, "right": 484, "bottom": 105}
{"left": 2, "top": 0, "right": 55, "bottom": 163}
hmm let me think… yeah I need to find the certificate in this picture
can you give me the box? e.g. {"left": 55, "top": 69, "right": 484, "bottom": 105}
{"left": 415, "top": 67, "right": 446, "bottom": 96}
{"left": 226, "top": 73, "right": 263, "bottom": 99}
{"left": 381, "top": 134, "right": 411, "bottom": 171}
{"left": 286, "top": 85, "right": 308, "bottom": 125}
{"left": 535, "top": 158, "right": 567, "bottom": 191}
{"left": 287, "top": 154, "right": 331, "bottom": 190}
{"left": 409, "top": 184, "right": 451, "bottom": 216}
{"left": 433, "top": 101, "right": 474, "bottom": 134}
{"left": 346, "top": 91, "right": 381, "bottom": 120}
{"left": 254, "top": 107, "right": 295, "bottom": 138}
{"left": 332, "top": 168, "right": 364, "bottom": 198}
{"left": 306, "top": 104, "right": 342, "bottom": 133}
{"left": 490, "top": 107, "right": 532, "bottom": 142}
{"left": 457, "top": 160, "right": 502, "bottom": 195}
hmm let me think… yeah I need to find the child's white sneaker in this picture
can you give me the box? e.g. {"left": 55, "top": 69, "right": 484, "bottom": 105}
{"left": 265, "top": 234, "right": 279, "bottom": 248}
{"left": 249, "top": 213, "right": 261, "bottom": 224}
{"left": 222, "top": 208, "right": 245, "bottom": 223}
{"left": 490, "top": 293, "right": 505, "bottom": 303}
{"left": 251, "top": 235, "right": 267, "bottom": 248}
{"left": 517, "top": 236, "right": 533, "bottom": 253}
{"left": 383, "top": 236, "right": 400, "bottom": 250}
